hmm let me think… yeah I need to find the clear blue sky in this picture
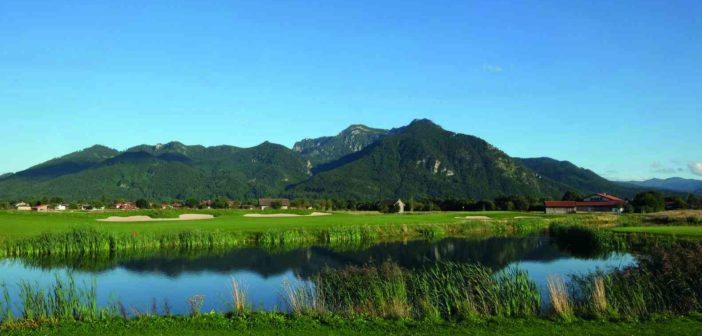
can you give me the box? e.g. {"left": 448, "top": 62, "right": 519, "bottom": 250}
{"left": 1, "top": 0, "right": 700, "bottom": 181}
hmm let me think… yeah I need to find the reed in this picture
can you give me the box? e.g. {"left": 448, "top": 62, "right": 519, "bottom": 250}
{"left": 3, "top": 240, "right": 702, "bottom": 328}
{"left": 3, "top": 274, "right": 107, "bottom": 323}
{"left": 547, "top": 276, "right": 573, "bottom": 320}
{"left": 0, "top": 283, "right": 10, "bottom": 322}
{"left": 186, "top": 295, "right": 205, "bottom": 316}
{"left": 592, "top": 277, "right": 608, "bottom": 315}
{"left": 230, "top": 277, "right": 249, "bottom": 314}
{"left": 282, "top": 278, "right": 322, "bottom": 315}
{"left": 308, "top": 262, "right": 540, "bottom": 320}
{"left": 311, "top": 262, "right": 409, "bottom": 318}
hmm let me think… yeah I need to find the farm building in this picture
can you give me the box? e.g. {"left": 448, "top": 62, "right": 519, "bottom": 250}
{"left": 81, "top": 204, "right": 105, "bottom": 211}
{"left": 258, "top": 198, "right": 290, "bottom": 210}
{"left": 544, "top": 193, "right": 626, "bottom": 214}
{"left": 114, "top": 202, "right": 137, "bottom": 210}
{"left": 14, "top": 202, "right": 31, "bottom": 211}
{"left": 31, "top": 204, "right": 49, "bottom": 212}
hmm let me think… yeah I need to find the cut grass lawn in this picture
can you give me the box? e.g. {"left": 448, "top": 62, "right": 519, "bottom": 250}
{"left": 612, "top": 226, "right": 702, "bottom": 237}
{"left": 0, "top": 210, "right": 563, "bottom": 240}
{"left": 0, "top": 210, "right": 627, "bottom": 257}
{"left": 4, "top": 315, "right": 702, "bottom": 336}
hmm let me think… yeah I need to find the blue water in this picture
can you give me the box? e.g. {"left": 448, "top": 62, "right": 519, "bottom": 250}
{"left": 0, "top": 236, "right": 636, "bottom": 315}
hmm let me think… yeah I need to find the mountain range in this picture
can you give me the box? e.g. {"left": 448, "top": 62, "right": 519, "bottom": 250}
{"left": 0, "top": 119, "right": 687, "bottom": 201}
{"left": 618, "top": 178, "right": 702, "bottom": 195}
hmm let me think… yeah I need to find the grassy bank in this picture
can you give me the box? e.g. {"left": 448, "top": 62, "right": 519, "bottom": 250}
{"left": 5, "top": 314, "right": 702, "bottom": 336}
{"left": 0, "top": 210, "right": 547, "bottom": 240}
{"left": 0, "top": 210, "right": 607, "bottom": 257}
{"left": 4, "top": 237, "right": 702, "bottom": 325}
{"left": 610, "top": 210, "right": 702, "bottom": 237}
{"left": 3, "top": 251, "right": 702, "bottom": 334}
{"left": 3, "top": 233, "right": 702, "bottom": 333}
{"left": 612, "top": 226, "right": 702, "bottom": 237}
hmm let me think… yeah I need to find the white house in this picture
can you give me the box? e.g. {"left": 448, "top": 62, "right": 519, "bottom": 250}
{"left": 14, "top": 202, "right": 31, "bottom": 211}
{"left": 258, "top": 198, "right": 290, "bottom": 210}
{"left": 54, "top": 204, "right": 67, "bottom": 211}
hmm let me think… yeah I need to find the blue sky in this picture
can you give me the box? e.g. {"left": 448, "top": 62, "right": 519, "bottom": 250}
{"left": 1, "top": 0, "right": 700, "bottom": 180}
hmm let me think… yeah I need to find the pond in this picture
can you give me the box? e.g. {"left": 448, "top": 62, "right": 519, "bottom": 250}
{"left": 0, "top": 235, "right": 635, "bottom": 315}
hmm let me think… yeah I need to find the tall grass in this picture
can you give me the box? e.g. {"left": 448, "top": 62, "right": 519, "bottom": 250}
{"left": 230, "top": 277, "right": 249, "bottom": 314}
{"left": 309, "top": 262, "right": 410, "bottom": 318}
{"left": 1, "top": 283, "right": 11, "bottom": 322}
{"left": 283, "top": 240, "right": 702, "bottom": 322}
{"left": 282, "top": 278, "right": 321, "bottom": 315}
{"left": 1, "top": 217, "right": 555, "bottom": 258}
{"left": 1, "top": 274, "right": 111, "bottom": 324}
{"left": 547, "top": 276, "right": 573, "bottom": 320}
{"left": 3, "top": 224, "right": 702, "bottom": 327}
{"left": 592, "top": 277, "right": 608, "bottom": 315}
{"left": 287, "top": 262, "right": 540, "bottom": 320}
{"left": 186, "top": 295, "right": 205, "bottom": 316}
{"left": 3, "top": 240, "right": 702, "bottom": 328}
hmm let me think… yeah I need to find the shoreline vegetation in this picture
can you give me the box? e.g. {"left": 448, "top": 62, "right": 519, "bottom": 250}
{"left": 2, "top": 210, "right": 702, "bottom": 334}
{"left": 3, "top": 241, "right": 702, "bottom": 334}
{"left": 1, "top": 209, "right": 700, "bottom": 258}
{"left": 0, "top": 210, "right": 622, "bottom": 258}
{"left": 5, "top": 315, "right": 702, "bottom": 336}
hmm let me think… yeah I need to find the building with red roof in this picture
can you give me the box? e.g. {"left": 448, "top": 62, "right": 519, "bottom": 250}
{"left": 114, "top": 202, "right": 137, "bottom": 210}
{"left": 544, "top": 193, "right": 626, "bottom": 214}
{"left": 31, "top": 204, "right": 49, "bottom": 212}
{"left": 258, "top": 198, "right": 290, "bottom": 210}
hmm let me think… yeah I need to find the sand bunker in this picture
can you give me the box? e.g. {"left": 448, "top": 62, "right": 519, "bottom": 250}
{"left": 456, "top": 216, "right": 491, "bottom": 220}
{"left": 244, "top": 212, "right": 331, "bottom": 218}
{"left": 98, "top": 214, "right": 214, "bottom": 222}
{"left": 514, "top": 216, "right": 542, "bottom": 219}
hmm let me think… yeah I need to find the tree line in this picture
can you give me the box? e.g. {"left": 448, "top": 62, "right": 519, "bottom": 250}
{"left": 1, "top": 191, "right": 698, "bottom": 213}
{"left": 0, "top": 195, "right": 549, "bottom": 212}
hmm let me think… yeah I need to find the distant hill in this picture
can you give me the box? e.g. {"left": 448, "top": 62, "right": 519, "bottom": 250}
{"left": 289, "top": 119, "right": 564, "bottom": 200}
{"left": 0, "top": 119, "right": 664, "bottom": 201}
{"left": 293, "top": 124, "right": 390, "bottom": 166}
{"left": 15, "top": 145, "right": 119, "bottom": 180}
{"left": 618, "top": 177, "right": 702, "bottom": 195}
{"left": 515, "top": 157, "right": 642, "bottom": 198}
{"left": 0, "top": 142, "right": 310, "bottom": 200}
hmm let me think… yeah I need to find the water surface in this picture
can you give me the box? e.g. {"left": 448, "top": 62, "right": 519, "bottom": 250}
{"left": 0, "top": 235, "right": 635, "bottom": 315}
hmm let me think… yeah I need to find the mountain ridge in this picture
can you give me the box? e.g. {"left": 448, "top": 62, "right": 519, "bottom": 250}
{"left": 293, "top": 124, "right": 390, "bottom": 166}
{"left": 289, "top": 120, "right": 565, "bottom": 200}
{"left": 618, "top": 177, "right": 702, "bottom": 195}
{"left": 0, "top": 119, "right": 665, "bottom": 201}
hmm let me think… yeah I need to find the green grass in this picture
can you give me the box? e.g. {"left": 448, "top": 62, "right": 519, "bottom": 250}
{"left": 0, "top": 210, "right": 562, "bottom": 239}
{"left": 4, "top": 249, "right": 702, "bottom": 334}
{"left": 612, "top": 226, "right": 702, "bottom": 237}
{"left": 0, "top": 210, "right": 581, "bottom": 256}
{"left": 4, "top": 314, "right": 702, "bottom": 336}
{"left": 302, "top": 262, "right": 541, "bottom": 320}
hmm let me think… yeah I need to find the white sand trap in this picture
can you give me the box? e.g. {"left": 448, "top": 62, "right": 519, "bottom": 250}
{"left": 98, "top": 214, "right": 214, "bottom": 222}
{"left": 244, "top": 212, "right": 331, "bottom": 218}
{"left": 514, "top": 216, "right": 542, "bottom": 219}
{"left": 177, "top": 214, "right": 215, "bottom": 220}
{"left": 455, "top": 216, "right": 491, "bottom": 220}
